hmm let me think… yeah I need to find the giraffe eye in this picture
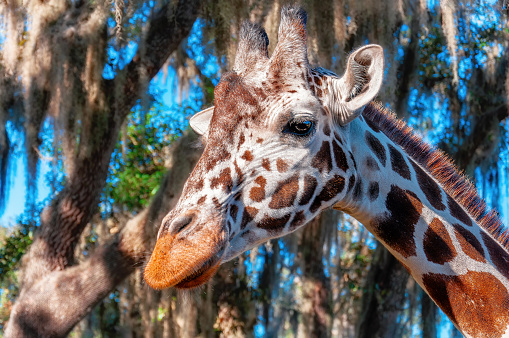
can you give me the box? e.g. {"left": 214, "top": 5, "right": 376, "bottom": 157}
{"left": 284, "top": 119, "right": 315, "bottom": 137}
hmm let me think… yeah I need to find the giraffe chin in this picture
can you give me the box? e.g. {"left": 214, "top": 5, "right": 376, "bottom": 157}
{"left": 174, "top": 260, "right": 221, "bottom": 289}
{"left": 144, "top": 230, "right": 226, "bottom": 290}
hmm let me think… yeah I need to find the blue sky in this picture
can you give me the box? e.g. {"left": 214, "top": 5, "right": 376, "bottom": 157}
{"left": 0, "top": 155, "right": 52, "bottom": 226}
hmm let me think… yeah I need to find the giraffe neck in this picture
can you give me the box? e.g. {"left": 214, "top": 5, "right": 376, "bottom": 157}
{"left": 334, "top": 106, "right": 509, "bottom": 338}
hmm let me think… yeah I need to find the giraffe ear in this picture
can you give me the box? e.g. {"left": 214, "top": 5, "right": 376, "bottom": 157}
{"left": 189, "top": 106, "right": 214, "bottom": 136}
{"left": 328, "top": 44, "right": 384, "bottom": 125}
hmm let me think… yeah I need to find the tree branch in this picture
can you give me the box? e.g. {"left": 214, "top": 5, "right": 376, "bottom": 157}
{"left": 107, "top": 0, "right": 202, "bottom": 117}
{"left": 6, "top": 213, "right": 145, "bottom": 337}
{"left": 6, "top": 130, "right": 202, "bottom": 337}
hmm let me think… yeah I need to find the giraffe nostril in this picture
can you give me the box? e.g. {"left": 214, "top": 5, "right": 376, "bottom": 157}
{"left": 168, "top": 212, "right": 196, "bottom": 235}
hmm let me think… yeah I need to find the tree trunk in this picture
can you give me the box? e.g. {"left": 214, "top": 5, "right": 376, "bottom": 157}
{"left": 297, "top": 209, "right": 339, "bottom": 338}
{"left": 162, "top": 289, "right": 177, "bottom": 338}
{"left": 421, "top": 287, "right": 438, "bottom": 338}
{"left": 355, "top": 244, "right": 410, "bottom": 338}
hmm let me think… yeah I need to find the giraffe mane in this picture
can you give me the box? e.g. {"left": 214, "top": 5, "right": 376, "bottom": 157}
{"left": 362, "top": 102, "right": 509, "bottom": 251}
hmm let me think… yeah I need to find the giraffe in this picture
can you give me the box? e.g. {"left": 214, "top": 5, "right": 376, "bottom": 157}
{"left": 144, "top": 6, "right": 509, "bottom": 337}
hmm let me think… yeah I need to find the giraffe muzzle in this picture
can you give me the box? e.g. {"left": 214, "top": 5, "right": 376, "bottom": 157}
{"left": 144, "top": 211, "right": 227, "bottom": 290}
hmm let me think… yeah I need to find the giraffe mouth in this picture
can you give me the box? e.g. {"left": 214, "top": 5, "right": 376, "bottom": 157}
{"left": 174, "top": 255, "right": 222, "bottom": 289}
{"left": 144, "top": 227, "right": 227, "bottom": 290}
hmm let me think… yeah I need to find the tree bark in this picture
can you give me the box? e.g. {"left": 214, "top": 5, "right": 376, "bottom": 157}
{"left": 421, "top": 287, "right": 438, "bottom": 338}
{"left": 5, "top": 0, "right": 202, "bottom": 324}
{"left": 298, "top": 210, "right": 339, "bottom": 338}
{"left": 355, "top": 244, "right": 410, "bottom": 338}
{"left": 7, "top": 129, "right": 201, "bottom": 337}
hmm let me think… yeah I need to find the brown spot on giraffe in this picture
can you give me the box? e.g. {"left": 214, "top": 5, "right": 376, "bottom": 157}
{"left": 256, "top": 138, "right": 264, "bottom": 143}
{"left": 229, "top": 204, "right": 238, "bottom": 221}
{"left": 229, "top": 231, "right": 236, "bottom": 241}
{"left": 253, "top": 86, "right": 267, "bottom": 100}
{"left": 210, "top": 168, "right": 233, "bottom": 193}
{"left": 269, "top": 174, "right": 300, "bottom": 209}
{"left": 269, "top": 78, "right": 282, "bottom": 91}
{"left": 365, "top": 131, "right": 386, "bottom": 166}
{"left": 261, "top": 158, "right": 271, "bottom": 171}
{"left": 241, "top": 150, "right": 254, "bottom": 161}
{"left": 423, "top": 218, "right": 456, "bottom": 264}
{"left": 368, "top": 182, "right": 379, "bottom": 201}
{"left": 481, "top": 232, "right": 509, "bottom": 280}
{"left": 187, "top": 177, "right": 204, "bottom": 192}
{"left": 238, "top": 133, "right": 245, "bottom": 150}
{"left": 309, "top": 175, "right": 345, "bottom": 213}
{"left": 206, "top": 148, "right": 231, "bottom": 171}
{"left": 241, "top": 230, "right": 252, "bottom": 239}
{"left": 365, "top": 156, "right": 380, "bottom": 171}
{"left": 249, "top": 176, "right": 267, "bottom": 202}
{"left": 212, "top": 197, "right": 221, "bottom": 210}
{"left": 349, "top": 152, "right": 357, "bottom": 170}
{"left": 299, "top": 175, "right": 317, "bottom": 206}
{"left": 410, "top": 160, "right": 446, "bottom": 211}
{"left": 447, "top": 195, "right": 472, "bottom": 227}
{"left": 289, "top": 211, "right": 306, "bottom": 229}
{"left": 364, "top": 115, "right": 380, "bottom": 133}
{"left": 452, "top": 223, "right": 485, "bottom": 263}
{"left": 332, "top": 140, "right": 348, "bottom": 172}
{"left": 259, "top": 213, "right": 292, "bottom": 231}
{"left": 197, "top": 196, "right": 206, "bottom": 205}
{"left": 422, "top": 271, "right": 509, "bottom": 337}
{"left": 311, "top": 141, "right": 333, "bottom": 173}
{"left": 234, "top": 160, "right": 243, "bottom": 184}
{"left": 372, "top": 185, "right": 421, "bottom": 258}
{"left": 276, "top": 158, "right": 289, "bottom": 173}
{"left": 240, "top": 206, "right": 258, "bottom": 230}
{"left": 388, "top": 144, "right": 411, "bottom": 180}
{"left": 213, "top": 71, "right": 258, "bottom": 107}
{"left": 322, "top": 122, "right": 331, "bottom": 136}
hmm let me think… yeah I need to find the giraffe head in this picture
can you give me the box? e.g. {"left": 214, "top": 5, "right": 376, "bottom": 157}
{"left": 144, "top": 6, "right": 384, "bottom": 289}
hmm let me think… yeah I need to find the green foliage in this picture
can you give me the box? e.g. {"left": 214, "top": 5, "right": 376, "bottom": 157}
{"left": 108, "top": 162, "right": 165, "bottom": 211}
{"left": 104, "top": 100, "right": 194, "bottom": 212}
{"left": 0, "top": 222, "right": 34, "bottom": 284}
{"left": 0, "top": 220, "right": 35, "bottom": 332}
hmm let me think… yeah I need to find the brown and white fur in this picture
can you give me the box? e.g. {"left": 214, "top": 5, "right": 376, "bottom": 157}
{"left": 144, "top": 6, "right": 509, "bottom": 337}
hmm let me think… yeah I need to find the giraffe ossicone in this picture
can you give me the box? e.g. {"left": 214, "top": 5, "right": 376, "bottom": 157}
{"left": 144, "top": 6, "right": 509, "bottom": 337}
